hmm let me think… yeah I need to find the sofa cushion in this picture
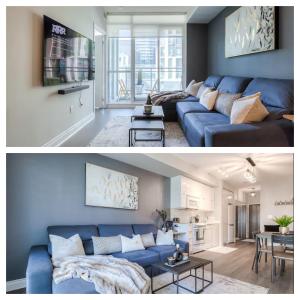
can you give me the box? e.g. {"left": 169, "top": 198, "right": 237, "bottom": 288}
{"left": 265, "top": 106, "right": 289, "bottom": 121}
{"left": 47, "top": 225, "right": 98, "bottom": 255}
{"left": 217, "top": 76, "right": 252, "bottom": 94}
{"left": 184, "top": 113, "right": 230, "bottom": 147}
{"left": 112, "top": 249, "right": 160, "bottom": 267}
{"left": 53, "top": 278, "right": 97, "bottom": 294}
{"left": 121, "top": 234, "right": 145, "bottom": 253}
{"left": 242, "top": 78, "right": 294, "bottom": 111}
{"left": 177, "top": 102, "right": 210, "bottom": 124}
{"left": 184, "top": 79, "right": 196, "bottom": 93}
{"left": 147, "top": 245, "right": 177, "bottom": 262}
{"left": 132, "top": 224, "right": 157, "bottom": 235}
{"left": 200, "top": 90, "right": 218, "bottom": 110}
{"left": 98, "top": 224, "right": 133, "bottom": 238}
{"left": 204, "top": 75, "right": 223, "bottom": 89}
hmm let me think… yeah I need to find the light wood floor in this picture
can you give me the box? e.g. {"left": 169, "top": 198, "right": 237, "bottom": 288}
{"left": 8, "top": 241, "right": 293, "bottom": 294}
{"left": 193, "top": 241, "right": 294, "bottom": 294}
{"left": 62, "top": 108, "right": 133, "bottom": 147}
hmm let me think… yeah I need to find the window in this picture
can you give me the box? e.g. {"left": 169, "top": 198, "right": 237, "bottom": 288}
{"left": 107, "top": 15, "right": 184, "bottom": 103}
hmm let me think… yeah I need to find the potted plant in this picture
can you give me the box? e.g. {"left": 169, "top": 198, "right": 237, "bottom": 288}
{"left": 273, "top": 215, "right": 294, "bottom": 234}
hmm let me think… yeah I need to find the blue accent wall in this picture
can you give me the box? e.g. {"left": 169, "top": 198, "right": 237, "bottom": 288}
{"left": 207, "top": 6, "right": 294, "bottom": 79}
{"left": 6, "top": 154, "right": 169, "bottom": 281}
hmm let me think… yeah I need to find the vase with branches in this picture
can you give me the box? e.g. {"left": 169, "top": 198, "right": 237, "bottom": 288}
{"left": 156, "top": 209, "right": 168, "bottom": 231}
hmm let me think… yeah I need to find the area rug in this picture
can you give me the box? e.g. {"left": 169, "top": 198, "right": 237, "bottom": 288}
{"left": 241, "top": 239, "right": 256, "bottom": 243}
{"left": 89, "top": 116, "right": 189, "bottom": 147}
{"left": 153, "top": 272, "right": 269, "bottom": 294}
{"left": 206, "top": 247, "right": 238, "bottom": 254}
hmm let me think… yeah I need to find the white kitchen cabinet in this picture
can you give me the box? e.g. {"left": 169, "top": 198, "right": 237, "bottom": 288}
{"left": 170, "top": 176, "right": 215, "bottom": 211}
{"left": 204, "top": 224, "right": 219, "bottom": 249}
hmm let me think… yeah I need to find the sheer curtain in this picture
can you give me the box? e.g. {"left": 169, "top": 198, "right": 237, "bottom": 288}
{"left": 107, "top": 15, "right": 185, "bottom": 103}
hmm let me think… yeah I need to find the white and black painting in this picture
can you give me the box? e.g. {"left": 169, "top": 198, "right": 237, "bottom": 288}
{"left": 225, "top": 7, "right": 276, "bottom": 58}
{"left": 86, "top": 163, "right": 138, "bottom": 210}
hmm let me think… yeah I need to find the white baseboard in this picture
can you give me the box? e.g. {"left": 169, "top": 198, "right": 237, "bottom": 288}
{"left": 43, "top": 112, "right": 95, "bottom": 147}
{"left": 6, "top": 278, "right": 26, "bottom": 292}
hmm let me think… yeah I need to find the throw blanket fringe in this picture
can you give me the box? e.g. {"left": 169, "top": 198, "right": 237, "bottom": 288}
{"left": 150, "top": 90, "right": 189, "bottom": 105}
{"left": 52, "top": 255, "right": 151, "bottom": 294}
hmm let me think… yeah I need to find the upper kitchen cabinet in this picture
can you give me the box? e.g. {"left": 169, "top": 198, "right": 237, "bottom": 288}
{"left": 170, "top": 176, "right": 215, "bottom": 211}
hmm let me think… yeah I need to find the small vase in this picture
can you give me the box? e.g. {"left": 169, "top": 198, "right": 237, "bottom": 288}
{"left": 279, "top": 226, "right": 289, "bottom": 234}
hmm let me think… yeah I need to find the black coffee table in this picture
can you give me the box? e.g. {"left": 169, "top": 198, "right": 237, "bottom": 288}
{"left": 151, "top": 257, "right": 213, "bottom": 294}
{"left": 129, "top": 120, "right": 165, "bottom": 147}
{"left": 131, "top": 106, "right": 164, "bottom": 122}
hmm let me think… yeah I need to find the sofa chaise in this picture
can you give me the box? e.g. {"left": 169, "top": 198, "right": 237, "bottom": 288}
{"left": 161, "top": 75, "right": 294, "bottom": 147}
{"left": 26, "top": 224, "right": 189, "bottom": 294}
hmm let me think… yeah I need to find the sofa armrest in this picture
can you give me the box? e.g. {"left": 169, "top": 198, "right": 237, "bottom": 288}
{"left": 174, "top": 239, "right": 189, "bottom": 253}
{"left": 26, "top": 245, "right": 53, "bottom": 294}
{"left": 204, "top": 119, "right": 293, "bottom": 147}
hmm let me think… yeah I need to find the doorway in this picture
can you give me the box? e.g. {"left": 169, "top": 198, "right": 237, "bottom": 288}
{"left": 249, "top": 204, "right": 260, "bottom": 239}
{"left": 94, "top": 25, "right": 106, "bottom": 109}
{"left": 236, "top": 206, "right": 247, "bottom": 239}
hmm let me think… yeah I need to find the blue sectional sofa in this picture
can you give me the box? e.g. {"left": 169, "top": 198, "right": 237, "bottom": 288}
{"left": 26, "top": 224, "right": 189, "bottom": 294}
{"left": 163, "top": 75, "right": 294, "bottom": 147}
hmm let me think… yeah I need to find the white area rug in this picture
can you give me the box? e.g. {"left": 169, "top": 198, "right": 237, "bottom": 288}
{"left": 206, "top": 247, "right": 238, "bottom": 254}
{"left": 89, "top": 116, "right": 189, "bottom": 147}
{"left": 153, "top": 271, "right": 269, "bottom": 294}
{"left": 242, "top": 239, "right": 256, "bottom": 243}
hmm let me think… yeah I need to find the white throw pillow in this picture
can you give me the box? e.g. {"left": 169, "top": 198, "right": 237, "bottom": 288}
{"left": 200, "top": 90, "right": 219, "bottom": 110}
{"left": 197, "top": 85, "right": 212, "bottom": 99}
{"left": 190, "top": 81, "right": 203, "bottom": 96}
{"left": 92, "top": 235, "right": 122, "bottom": 255}
{"left": 49, "top": 234, "right": 85, "bottom": 260}
{"left": 156, "top": 230, "right": 175, "bottom": 246}
{"left": 230, "top": 93, "right": 269, "bottom": 124}
{"left": 134, "top": 233, "right": 156, "bottom": 248}
{"left": 121, "top": 234, "right": 145, "bottom": 253}
{"left": 185, "top": 80, "right": 196, "bottom": 93}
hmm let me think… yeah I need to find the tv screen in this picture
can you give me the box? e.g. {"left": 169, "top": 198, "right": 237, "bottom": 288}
{"left": 43, "top": 15, "right": 95, "bottom": 86}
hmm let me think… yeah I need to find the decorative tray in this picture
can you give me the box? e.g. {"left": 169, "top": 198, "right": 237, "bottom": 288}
{"left": 164, "top": 259, "right": 190, "bottom": 267}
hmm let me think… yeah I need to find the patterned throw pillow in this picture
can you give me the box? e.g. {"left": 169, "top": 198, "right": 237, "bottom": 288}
{"left": 230, "top": 93, "right": 269, "bottom": 124}
{"left": 137, "top": 232, "right": 156, "bottom": 248}
{"left": 92, "top": 235, "right": 122, "bottom": 255}
{"left": 49, "top": 234, "right": 85, "bottom": 260}
{"left": 196, "top": 85, "right": 212, "bottom": 99}
{"left": 214, "top": 93, "right": 242, "bottom": 116}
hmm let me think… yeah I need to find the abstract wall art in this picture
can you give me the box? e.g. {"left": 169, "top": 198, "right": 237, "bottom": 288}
{"left": 86, "top": 163, "right": 138, "bottom": 210}
{"left": 225, "top": 6, "right": 276, "bottom": 58}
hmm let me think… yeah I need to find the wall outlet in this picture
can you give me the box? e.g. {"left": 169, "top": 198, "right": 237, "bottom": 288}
{"left": 69, "top": 105, "right": 74, "bottom": 113}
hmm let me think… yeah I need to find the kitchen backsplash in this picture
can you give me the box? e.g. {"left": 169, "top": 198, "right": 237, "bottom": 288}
{"left": 170, "top": 208, "right": 214, "bottom": 224}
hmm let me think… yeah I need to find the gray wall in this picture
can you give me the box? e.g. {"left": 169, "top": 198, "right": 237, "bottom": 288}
{"left": 207, "top": 6, "right": 294, "bottom": 79}
{"left": 186, "top": 24, "right": 208, "bottom": 84}
{"left": 7, "top": 154, "right": 169, "bottom": 281}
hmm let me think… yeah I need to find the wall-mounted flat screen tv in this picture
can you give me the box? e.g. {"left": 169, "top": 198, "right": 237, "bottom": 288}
{"left": 43, "top": 15, "right": 95, "bottom": 86}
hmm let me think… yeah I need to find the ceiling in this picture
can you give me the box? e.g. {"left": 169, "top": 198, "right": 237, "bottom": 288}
{"left": 104, "top": 6, "right": 195, "bottom": 14}
{"left": 104, "top": 6, "right": 225, "bottom": 24}
{"left": 171, "top": 153, "right": 293, "bottom": 189}
{"left": 102, "top": 153, "right": 293, "bottom": 190}
{"left": 187, "top": 6, "right": 225, "bottom": 23}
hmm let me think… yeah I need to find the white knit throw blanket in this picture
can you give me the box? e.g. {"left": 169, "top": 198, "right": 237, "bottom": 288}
{"left": 52, "top": 255, "right": 151, "bottom": 294}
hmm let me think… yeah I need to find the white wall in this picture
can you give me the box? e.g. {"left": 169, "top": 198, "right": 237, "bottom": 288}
{"left": 260, "top": 174, "right": 294, "bottom": 231}
{"left": 6, "top": 7, "right": 106, "bottom": 146}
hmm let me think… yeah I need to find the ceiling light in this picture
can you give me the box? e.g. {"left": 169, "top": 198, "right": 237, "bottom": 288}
{"left": 244, "top": 168, "right": 256, "bottom": 183}
{"left": 250, "top": 191, "right": 256, "bottom": 197}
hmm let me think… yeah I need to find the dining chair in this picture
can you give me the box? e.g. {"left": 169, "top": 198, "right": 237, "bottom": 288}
{"left": 271, "top": 234, "right": 294, "bottom": 282}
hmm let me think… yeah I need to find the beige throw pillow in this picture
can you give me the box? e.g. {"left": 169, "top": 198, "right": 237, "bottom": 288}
{"left": 200, "top": 90, "right": 219, "bottom": 110}
{"left": 190, "top": 81, "right": 203, "bottom": 96}
{"left": 184, "top": 80, "right": 196, "bottom": 93}
{"left": 49, "top": 234, "right": 85, "bottom": 260}
{"left": 230, "top": 93, "right": 269, "bottom": 124}
{"left": 214, "top": 93, "right": 242, "bottom": 116}
{"left": 197, "top": 85, "right": 212, "bottom": 99}
{"left": 134, "top": 232, "right": 156, "bottom": 248}
{"left": 121, "top": 234, "right": 145, "bottom": 253}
